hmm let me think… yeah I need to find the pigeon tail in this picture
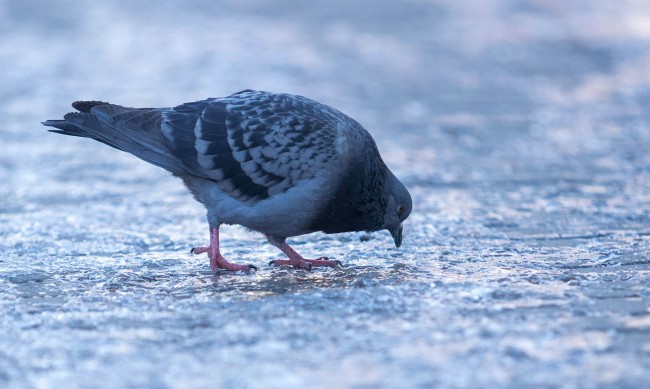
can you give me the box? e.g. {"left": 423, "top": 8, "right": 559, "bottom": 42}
{"left": 43, "top": 102, "right": 187, "bottom": 175}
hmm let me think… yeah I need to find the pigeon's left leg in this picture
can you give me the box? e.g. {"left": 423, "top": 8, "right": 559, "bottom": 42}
{"left": 192, "top": 227, "right": 257, "bottom": 272}
{"left": 266, "top": 235, "right": 342, "bottom": 270}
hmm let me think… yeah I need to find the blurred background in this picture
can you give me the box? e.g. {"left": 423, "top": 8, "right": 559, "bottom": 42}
{"left": 1, "top": 0, "right": 650, "bottom": 388}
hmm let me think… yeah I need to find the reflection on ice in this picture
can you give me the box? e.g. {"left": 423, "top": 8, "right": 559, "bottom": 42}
{"left": 1, "top": 0, "right": 650, "bottom": 387}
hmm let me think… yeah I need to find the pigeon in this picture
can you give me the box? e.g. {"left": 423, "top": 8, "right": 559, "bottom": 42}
{"left": 43, "top": 90, "right": 412, "bottom": 272}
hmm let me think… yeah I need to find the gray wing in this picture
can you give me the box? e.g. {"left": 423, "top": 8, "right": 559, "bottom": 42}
{"left": 161, "top": 90, "right": 346, "bottom": 205}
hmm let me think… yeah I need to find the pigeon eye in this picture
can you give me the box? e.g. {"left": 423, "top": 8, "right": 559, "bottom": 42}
{"left": 397, "top": 204, "right": 406, "bottom": 214}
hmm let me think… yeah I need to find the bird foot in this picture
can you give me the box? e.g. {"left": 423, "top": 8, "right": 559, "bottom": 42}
{"left": 191, "top": 246, "right": 257, "bottom": 273}
{"left": 269, "top": 257, "right": 342, "bottom": 270}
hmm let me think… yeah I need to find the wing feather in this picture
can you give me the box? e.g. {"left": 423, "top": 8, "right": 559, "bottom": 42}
{"left": 161, "top": 91, "right": 349, "bottom": 205}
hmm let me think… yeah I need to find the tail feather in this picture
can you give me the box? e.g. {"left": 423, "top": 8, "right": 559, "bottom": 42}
{"left": 82, "top": 105, "right": 172, "bottom": 158}
{"left": 43, "top": 102, "right": 186, "bottom": 175}
{"left": 43, "top": 118, "right": 123, "bottom": 150}
{"left": 43, "top": 119, "right": 83, "bottom": 134}
{"left": 72, "top": 100, "right": 111, "bottom": 113}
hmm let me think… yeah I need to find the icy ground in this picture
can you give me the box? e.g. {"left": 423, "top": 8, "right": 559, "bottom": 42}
{"left": 1, "top": 1, "right": 650, "bottom": 388}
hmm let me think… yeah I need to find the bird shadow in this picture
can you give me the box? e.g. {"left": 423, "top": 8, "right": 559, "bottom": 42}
{"left": 205, "top": 262, "right": 421, "bottom": 297}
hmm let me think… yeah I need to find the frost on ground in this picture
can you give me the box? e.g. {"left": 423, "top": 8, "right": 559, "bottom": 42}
{"left": 1, "top": 1, "right": 650, "bottom": 388}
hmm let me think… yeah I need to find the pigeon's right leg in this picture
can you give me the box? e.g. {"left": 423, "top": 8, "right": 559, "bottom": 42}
{"left": 191, "top": 227, "right": 257, "bottom": 272}
{"left": 266, "top": 235, "right": 342, "bottom": 270}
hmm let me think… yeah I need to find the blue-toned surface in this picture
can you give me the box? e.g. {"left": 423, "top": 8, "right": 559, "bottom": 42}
{"left": 1, "top": 1, "right": 650, "bottom": 387}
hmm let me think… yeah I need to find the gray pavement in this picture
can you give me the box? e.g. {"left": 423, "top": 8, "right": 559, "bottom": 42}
{"left": 1, "top": 1, "right": 649, "bottom": 387}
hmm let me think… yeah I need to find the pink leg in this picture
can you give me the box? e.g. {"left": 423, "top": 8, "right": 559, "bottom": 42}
{"left": 191, "top": 227, "right": 256, "bottom": 272}
{"left": 266, "top": 235, "right": 342, "bottom": 270}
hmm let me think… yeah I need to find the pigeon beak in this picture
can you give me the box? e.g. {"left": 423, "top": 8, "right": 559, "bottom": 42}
{"left": 390, "top": 223, "right": 403, "bottom": 248}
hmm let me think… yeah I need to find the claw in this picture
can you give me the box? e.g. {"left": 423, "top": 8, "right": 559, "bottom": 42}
{"left": 268, "top": 260, "right": 276, "bottom": 267}
{"left": 335, "top": 260, "right": 343, "bottom": 268}
{"left": 190, "top": 247, "right": 195, "bottom": 254}
{"left": 248, "top": 264, "right": 258, "bottom": 272}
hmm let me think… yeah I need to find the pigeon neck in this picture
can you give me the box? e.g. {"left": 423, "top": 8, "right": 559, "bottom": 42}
{"left": 310, "top": 146, "right": 387, "bottom": 234}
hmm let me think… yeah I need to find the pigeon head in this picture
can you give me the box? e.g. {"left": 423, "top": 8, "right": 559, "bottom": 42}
{"left": 382, "top": 171, "right": 412, "bottom": 248}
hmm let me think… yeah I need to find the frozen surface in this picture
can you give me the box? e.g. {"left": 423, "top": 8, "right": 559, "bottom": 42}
{"left": 2, "top": 0, "right": 650, "bottom": 387}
